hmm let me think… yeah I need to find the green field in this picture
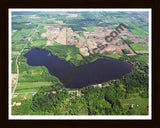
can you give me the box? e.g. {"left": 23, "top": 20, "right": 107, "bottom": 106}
{"left": 103, "top": 54, "right": 123, "bottom": 59}
{"left": 79, "top": 31, "right": 85, "bottom": 37}
{"left": 12, "top": 40, "right": 28, "bottom": 51}
{"left": 126, "top": 21, "right": 148, "bottom": 38}
{"left": 135, "top": 54, "right": 149, "bottom": 64}
{"left": 121, "top": 93, "right": 148, "bottom": 115}
{"left": 30, "top": 39, "right": 47, "bottom": 47}
{"left": 86, "top": 26, "right": 94, "bottom": 32}
{"left": 130, "top": 43, "right": 148, "bottom": 51}
{"left": 15, "top": 82, "right": 52, "bottom": 93}
{"left": 12, "top": 29, "right": 33, "bottom": 41}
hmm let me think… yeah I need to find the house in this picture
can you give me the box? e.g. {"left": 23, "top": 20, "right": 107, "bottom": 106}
{"left": 16, "top": 102, "right": 21, "bottom": 106}
{"left": 24, "top": 96, "right": 27, "bottom": 100}
{"left": 98, "top": 84, "right": 102, "bottom": 88}
{"left": 131, "top": 104, "right": 134, "bottom": 108}
{"left": 32, "top": 92, "right": 36, "bottom": 96}
{"left": 11, "top": 102, "right": 16, "bottom": 107}
{"left": 13, "top": 94, "right": 18, "bottom": 98}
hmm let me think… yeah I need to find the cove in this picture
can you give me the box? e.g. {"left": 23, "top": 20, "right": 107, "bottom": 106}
{"left": 24, "top": 48, "right": 132, "bottom": 89}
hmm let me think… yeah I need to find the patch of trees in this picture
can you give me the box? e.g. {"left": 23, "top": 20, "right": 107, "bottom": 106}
{"left": 43, "top": 45, "right": 83, "bottom": 66}
{"left": 30, "top": 82, "right": 127, "bottom": 115}
{"left": 12, "top": 99, "right": 32, "bottom": 115}
{"left": 119, "top": 54, "right": 149, "bottom": 97}
{"left": 120, "top": 38, "right": 134, "bottom": 45}
{"left": 122, "top": 49, "right": 131, "bottom": 54}
{"left": 12, "top": 11, "right": 39, "bottom": 15}
{"left": 12, "top": 24, "right": 38, "bottom": 30}
{"left": 82, "top": 86, "right": 125, "bottom": 115}
{"left": 63, "top": 18, "right": 100, "bottom": 31}
{"left": 31, "top": 87, "right": 70, "bottom": 114}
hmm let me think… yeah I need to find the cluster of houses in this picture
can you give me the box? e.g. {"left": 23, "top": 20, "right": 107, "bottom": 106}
{"left": 93, "top": 84, "right": 102, "bottom": 88}
{"left": 131, "top": 104, "right": 139, "bottom": 108}
{"left": 11, "top": 102, "right": 21, "bottom": 107}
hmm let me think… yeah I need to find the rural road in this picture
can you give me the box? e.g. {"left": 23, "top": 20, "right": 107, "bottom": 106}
{"left": 12, "top": 24, "right": 40, "bottom": 98}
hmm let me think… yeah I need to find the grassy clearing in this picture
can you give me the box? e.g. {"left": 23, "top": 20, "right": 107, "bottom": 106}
{"left": 121, "top": 93, "right": 148, "bottom": 115}
{"left": 126, "top": 21, "right": 148, "bottom": 38}
{"left": 53, "top": 41, "right": 63, "bottom": 46}
{"left": 86, "top": 26, "right": 94, "bottom": 32}
{"left": 77, "top": 54, "right": 83, "bottom": 60}
{"left": 11, "top": 59, "right": 17, "bottom": 73}
{"left": 12, "top": 93, "right": 34, "bottom": 102}
{"left": 103, "top": 54, "right": 123, "bottom": 59}
{"left": 12, "top": 29, "right": 33, "bottom": 41}
{"left": 12, "top": 40, "right": 28, "bottom": 51}
{"left": 130, "top": 28, "right": 148, "bottom": 38}
{"left": 79, "top": 31, "right": 85, "bottom": 37}
{"left": 130, "top": 43, "right": 148, "bottom": 51}
{"left": 11, "top": 83, "right": 16, "bottom": 92}
{"left": 66, "top": 51, "right": 72, "bottom": 61}
{"left": 135, "top": 54, "right": 149, "bottom": 64}
{"left": 12, "top": 16, "right": 29, "bottom": 23}
{"left": 30, "top": 39, "right": 47, "bottom": 47}
{"left": 15, "top": 82, "right": 52, "bottom": 93}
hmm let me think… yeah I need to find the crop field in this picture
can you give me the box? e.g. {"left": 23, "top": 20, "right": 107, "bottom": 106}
{"left": 12, "top": 29, "right": 34, "bottom": 40}
{"left": 30, "top": 39, "right": 47, "bottom": 47}
{"left": 12, "top": 41, "right": 28, "bottom": 51}
{"left": 130, "top": 43, "right": 148, "bottom": 51}
{"left": 86, "top": 26, "right": 94, "bottom": 32}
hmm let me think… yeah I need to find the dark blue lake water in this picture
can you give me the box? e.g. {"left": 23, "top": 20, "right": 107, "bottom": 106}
{"left": 24, "top": 48, "right": 132, "bottom": 88}
{"left": 12, "top": 22, "right": 31, "bottom": 25}
{"left": 80, "top": 19, "right": 96, "bottom": 23}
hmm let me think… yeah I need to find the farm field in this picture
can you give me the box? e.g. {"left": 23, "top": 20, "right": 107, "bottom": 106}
{"left": 15, "top": 82, "right": 53, "bottom": 93}
{"left": 130, "top": 43, "right": 148, "bottom": 51}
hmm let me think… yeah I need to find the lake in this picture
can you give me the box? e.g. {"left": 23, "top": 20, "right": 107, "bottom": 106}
{"left": 80, "top": 19, "right": 96, "bottom": 23}
{"left": 24, "top": 48, "right": 132, "bottom": 89}
{"left": 12, "top": 22, "right": 31, "bottom": 25}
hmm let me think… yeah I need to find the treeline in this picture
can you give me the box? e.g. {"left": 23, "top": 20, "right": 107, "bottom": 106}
{"left": 12, "top": 24, "right": 38, "bottom": 30}
{"left": 122, "top": 49, "right": 131, "bottom": 54}
{"left": 12, "top": 11, "right": 40, "bottom": 15}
